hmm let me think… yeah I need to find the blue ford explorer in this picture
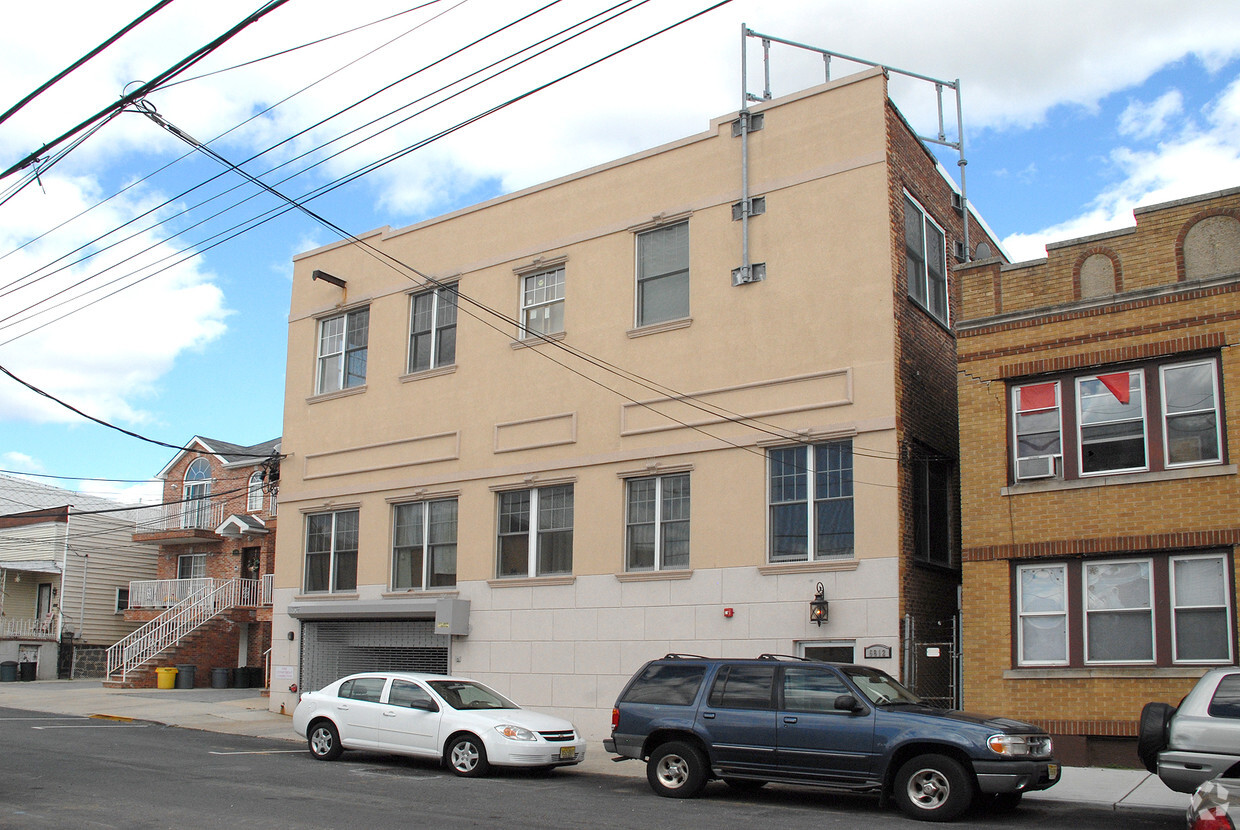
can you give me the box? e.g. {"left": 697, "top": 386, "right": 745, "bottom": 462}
{"left": 604, "top": 654, "right": 1060, "bottom": 822}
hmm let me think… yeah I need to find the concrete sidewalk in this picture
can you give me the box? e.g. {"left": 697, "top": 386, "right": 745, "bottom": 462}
{"left": 0, "top": 679, "right": 1190, "bottom": 816}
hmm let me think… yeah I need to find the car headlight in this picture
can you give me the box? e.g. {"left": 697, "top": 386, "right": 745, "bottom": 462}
{"left": 988, "top": 734, "right": 1040, "bottom": 757}
{"left": 495, "top": 724, "right": 538, "bottom": 741}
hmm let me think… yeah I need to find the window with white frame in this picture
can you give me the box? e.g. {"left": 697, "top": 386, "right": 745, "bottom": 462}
{"left": 904, "top": 193, "right": 948, "bottom": 324}
{"left": 625, "top": 473, "right": 690, "bottom": 571}
{"left": 768, "top": 440, "right": 853, "bottom": 562}
{"left": 392, "top": 499, "right": 458, "bottom": 590}
{"left": 496, "top": 485, "right": 573, "bottom": 578}
{"left": 182, "top": 458, "right": 212, "bottom": 529}
{"left": 1015, "top": 552, "right": 1232, "bottom": 668}
{"left": 520, "top": 267, "right": 565, "bottom": 339}
{"left": 1010, "top": 356, "right": 1222, "bottom": 482}
{"left": 316, "top": 307, "right": 369, "bottom": 394}
{"left": 304, "top": 509, "right": 359, "bottom": 593}
{"left": 636, "top": 221, "right": 689, "bottom": 327}
{"left": 177, "top": 552, "right": 205, "bottom": 580}
{"left": 247, "top": 471, "right": 264, "bottom": 512}
{"left": 408, "top": 283, "right": 458, "bottom": 373}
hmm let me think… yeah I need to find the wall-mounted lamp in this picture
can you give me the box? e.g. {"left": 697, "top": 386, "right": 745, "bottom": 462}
{"left": 287, "top": 631, "right": 296, "bottom": 641}
{"left": 809, "top": 582, "right": 829, "bottom": 626}
{"left": 312, "top": 269, "right": 347, "bottom": 288}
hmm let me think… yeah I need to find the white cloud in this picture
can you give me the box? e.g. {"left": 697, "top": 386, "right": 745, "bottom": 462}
{"left": 1119, "top": 90, "right": 1185, "bottom": 139}
{"left": 0, "top": 452, "right": 43, "bottom": 473}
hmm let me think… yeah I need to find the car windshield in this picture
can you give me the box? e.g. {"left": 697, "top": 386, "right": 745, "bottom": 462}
{"left": 841, "top": 666, "right": 922, "bottom": 706}
{"left": 427, "top": 680, "right": 518, "bottom": 710}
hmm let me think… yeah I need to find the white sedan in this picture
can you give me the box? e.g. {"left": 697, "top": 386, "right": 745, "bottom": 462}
{"left": 292, "top": 672, "right": 586, "bottom": 776}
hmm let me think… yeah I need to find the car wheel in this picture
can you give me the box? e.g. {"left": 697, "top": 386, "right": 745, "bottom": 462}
{"left": 893, "top": 753, "right": 973, "bottom": 822}
{"left": 1137, "top": 702, "right": 1177, "bottom": 773}
{"left": 647, "top": 741, "right": 708, "bottom": 799}
{"left": 446, "top": 734, "right": 490, "bottom": 777}
{"left": 723, "top": 777, "right": 767, "bottom": 792}
{"left": 307, "top": 720, "right": 343, "bottom": 761}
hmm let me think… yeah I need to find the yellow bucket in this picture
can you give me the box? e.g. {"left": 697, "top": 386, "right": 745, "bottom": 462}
{"left": 155, "top": 667, "right": 178, "bottom": 689}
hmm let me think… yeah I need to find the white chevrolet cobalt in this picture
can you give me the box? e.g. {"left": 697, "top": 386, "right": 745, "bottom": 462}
{"left": 292, "top": 672, "right": 586, "bottom": 776}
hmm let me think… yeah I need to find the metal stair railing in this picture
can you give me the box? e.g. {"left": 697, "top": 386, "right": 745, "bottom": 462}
{"left": 105, "top": 579, "right": 241, "bottom": 683}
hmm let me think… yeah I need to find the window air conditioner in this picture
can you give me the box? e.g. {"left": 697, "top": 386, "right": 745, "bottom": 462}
{"left": 953, "top": 240, "right": 968, "bottom": 263}
{"left": 1016, "top": 454, "right": 1057, "bottom": 480}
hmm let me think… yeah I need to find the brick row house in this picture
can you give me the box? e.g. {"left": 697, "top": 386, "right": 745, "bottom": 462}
{"left": 268, "top": 66, "right": 1003, "bottom": 736}
{"left": 956, "top": 187, "right": 1240, "bottom": 765}
{"left": 111, "top": 436, "right": 281, "bottom": 688}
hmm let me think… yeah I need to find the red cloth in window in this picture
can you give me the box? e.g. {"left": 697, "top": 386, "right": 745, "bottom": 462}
{"left": 1019, "top": 383, "right": 1056, "bottom": 412}
{"left": 1097, "top": 372, "right": 1131, "bottom": 404}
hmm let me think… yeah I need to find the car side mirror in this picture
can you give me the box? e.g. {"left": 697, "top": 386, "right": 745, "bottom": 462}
{"left": 410, "top": 699, "right": 439, "bottom": 712}
{"left": 834, "top": 694, "right": 863, "bottom": 713}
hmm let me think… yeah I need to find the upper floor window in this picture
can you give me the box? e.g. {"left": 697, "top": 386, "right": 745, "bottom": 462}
{"left": 768, "top": 440, "right": 853, "bottom": 562}
{"left": 409, "top": 283, "right": 458, "bottom": 373}
{"left": 392, "top": 498, "right": 458, "bottom": 590}
{"left": 496, "top": 484, "right": 573, "bottom": 578}
{"left": 182, "top": 459, "right": 212, "bottom": 529}
{"left": 636, "top": 221, "right": 689, "bottom": 327}
{"left": 317, "top": 307, "right": 369, "bottom": 394}
{"left": 625, "top": 473, "right": 690, "bottom": 572}
{"left": 520, "top": 267, "right": 565, "bottom": 339}
{"left": 178, "top": 552, "right": 206, "bottom": 580}
{"left": 1010, "top": 356, "right": 1222, "bottom": 482}
{"left": 904, "top": 193, "right": 948, "bottom": 324}
{"left": 247, "top": 471, "right": 264, "bottom": 512}
{"left": 304, "top": 509, "right": 358, "bottom": 593}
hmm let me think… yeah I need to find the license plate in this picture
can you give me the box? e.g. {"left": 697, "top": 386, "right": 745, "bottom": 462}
{"left": 1048, "top": 763, "right": 1059, "bottom": 779}
{"left": 560, "top": 746, "right": 576, "bottom": 760}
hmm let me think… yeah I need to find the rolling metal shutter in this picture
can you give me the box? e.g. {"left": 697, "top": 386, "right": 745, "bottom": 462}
{"left": 299, "top": 619, "right": 448, "bottom": 693}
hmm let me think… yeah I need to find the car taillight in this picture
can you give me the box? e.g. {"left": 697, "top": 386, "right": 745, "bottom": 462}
{"left": 1191, "top": 808, "right": 1236, "bottom": 830}
{"left": 611, "top": 707, "right": 619, "bottom": 731}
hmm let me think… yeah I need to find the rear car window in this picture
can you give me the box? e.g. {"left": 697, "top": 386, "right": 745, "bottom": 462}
{"left": 340, "top": 677, "right": 386, "bottom": 703}
{"left": 708, "top": 665, "right": 775, "bottom": 710}
{"left": 1208, "top": 674, "right": 1240, "bottom": 719}
{"left": 620, "top": 663, "right": 707, "bottom": 706}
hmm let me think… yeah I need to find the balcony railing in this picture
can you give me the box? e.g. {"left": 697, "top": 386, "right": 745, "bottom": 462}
{"left": 128, "top": 578, "right": 269, "bottom": 610}
{"left": 2, "top": 613, "right": 59, "bottom": 640}
{"left": 137, "top": 499, "right": 225, "bottom": 534}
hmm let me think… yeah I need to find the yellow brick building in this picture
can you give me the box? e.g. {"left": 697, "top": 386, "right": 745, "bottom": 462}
{"left": 956, "top": 187, "right": 1240, "bottom": 765}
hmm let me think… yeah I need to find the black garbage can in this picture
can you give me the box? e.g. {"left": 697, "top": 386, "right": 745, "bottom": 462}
{"left": 18, "top": 661, "right": 36, "bottom": 681}
{"left": 211, "top": 667, "right": 230, "bottom": 689}
{"left": 175, "top": 664, "right": 196, "bottom": 689}
{"left": 233, "top": 667, "right": 250, "bottom": 688}
{"left": 0, "top": 661, "right": 17, "bottom": 682}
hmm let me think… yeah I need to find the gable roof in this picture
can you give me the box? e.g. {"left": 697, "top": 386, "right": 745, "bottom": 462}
{"left": 154, "top": 436, "right": 281, "bottom": 480}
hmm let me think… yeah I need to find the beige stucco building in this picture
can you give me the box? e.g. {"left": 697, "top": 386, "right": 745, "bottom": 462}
{"left": 269, "top": 68, "right": 1001, "bottom": 737}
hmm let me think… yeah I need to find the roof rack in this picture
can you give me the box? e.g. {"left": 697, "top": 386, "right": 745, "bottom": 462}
{"left": 662, "top": 653, "right": 708, "bottom": 660}
{"left": 757, "top": 653, "right": 811, "bottom": 662}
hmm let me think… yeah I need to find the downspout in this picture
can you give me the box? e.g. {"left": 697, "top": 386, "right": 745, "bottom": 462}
{"left": 739, "top": 23, "right": 752, "bottom": 283}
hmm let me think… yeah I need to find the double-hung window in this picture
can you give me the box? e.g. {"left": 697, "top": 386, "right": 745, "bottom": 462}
{"left": 304, "top": 509, "right": 358, "bottom": 593}
{"left": 636, "top": 221, "right": 689, "bottom": 327}
{"left": 247, "top": 471, "right": 264, "bottom": 512}
{"left": 1015, "top": 552, "right": 1233, "bottom": 667}
{"left": 496, "top": 485, "right": 573, "bottom": 578}
{"left": 904, "top": 193, "right": 948, "bottom": 324}
{"left": 1011, "top": 356, "right": 1222, "bottom": 481}
{"left": 409, "top": 284, "right": 458, "bottom": 373}
{"left": 317, "top": 307, "right": 369, "bottom": 394}
{"left": 768, "top": 440, "right": 854, "bottom": 562}
{"left": 625, "top": 473, "right": 690, "bottom": 571}
{"left": 519, "top": 267, "right": 565, "bottom": 339}
{"left": 392, "top": 499, "right": 457, "bottom": 590}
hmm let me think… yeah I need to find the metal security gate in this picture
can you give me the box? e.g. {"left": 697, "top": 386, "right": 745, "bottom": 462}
{"left": 904, "top": 614, "right": 960, "bottom": 710}
{"left": 299, "top": 619, "right": 448, "bottom": 694}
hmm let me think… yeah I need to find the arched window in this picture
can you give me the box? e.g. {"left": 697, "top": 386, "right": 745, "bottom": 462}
{"left": 248, "top": 471, "right": 264, "bottom": 512}
{"left": 182, "top": 459, "right": 212, "bottom": 529}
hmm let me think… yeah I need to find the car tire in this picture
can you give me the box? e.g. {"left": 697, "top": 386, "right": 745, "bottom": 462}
{"left": 1137, "top": 702, "right": 1177, "bottom": 773}
{"left": 893, "top": 753, "right": 973, "bottom": 822}
{"left": 647, "top": 741, "right": 708, "bottom": 799}
{"left": 446, "top": 734, "right": 490, "bottom": 777}
{"left": 307, "top": 720, "right": 343, "bottom": 761}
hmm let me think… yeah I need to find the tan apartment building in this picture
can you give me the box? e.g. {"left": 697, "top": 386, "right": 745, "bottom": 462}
{"left": 956, "top": 187, "right": 1240, "bottom": 765}
{"left": 269, "top": 67, "right": 1002, "bottom": 735}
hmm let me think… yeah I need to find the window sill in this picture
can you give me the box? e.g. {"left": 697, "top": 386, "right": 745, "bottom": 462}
{"left": 381, "top": 589, "right": 460, "bottom": 598}
{"left": 615, "top": 569, "right": 693, "bottom": 582}
{"left": 1004, "top": 463, "right": 1237, "bottom": 496}
{"left": 906, "top": 294, "right": 953, "bottom": 335}
{"left": 1003, "top": 666, "right": 1212, "bottom": 681}
{"left": 400, "top": 365, "right": 456, "bottom": 383}
{"left": 292, "top": 592, "right": 359, "bottom": 602}
{"left": 306, "top": 385, "right": 366, "bottom": 404}
{"left": 758, "top": 559, "right": 859, "bottom": 576}
{"left": 487, "top": 575, "right": 576, "bottom": 589}
{"left": 627, "top": 317, "right": 692, "bottom": 338}
{"left": 511, "top": 331, "right": 565, "bottom": 349}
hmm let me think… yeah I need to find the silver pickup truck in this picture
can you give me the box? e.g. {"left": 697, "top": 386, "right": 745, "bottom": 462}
{"left": 1139, "top": 667, "right": 1240, "bottom": 793}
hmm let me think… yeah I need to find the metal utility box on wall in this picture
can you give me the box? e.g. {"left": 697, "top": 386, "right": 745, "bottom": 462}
{"left": 435, "top": 599, "right": 470, "bottom": 636}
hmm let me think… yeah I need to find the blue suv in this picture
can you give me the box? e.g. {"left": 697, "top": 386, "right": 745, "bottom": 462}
{"left": 603, "top": 654, "right": 1059, "bottom": 821}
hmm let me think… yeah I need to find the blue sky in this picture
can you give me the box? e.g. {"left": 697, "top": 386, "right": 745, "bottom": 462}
{"left": 1, "top": 0, "right": 1239, "bottom": 505}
